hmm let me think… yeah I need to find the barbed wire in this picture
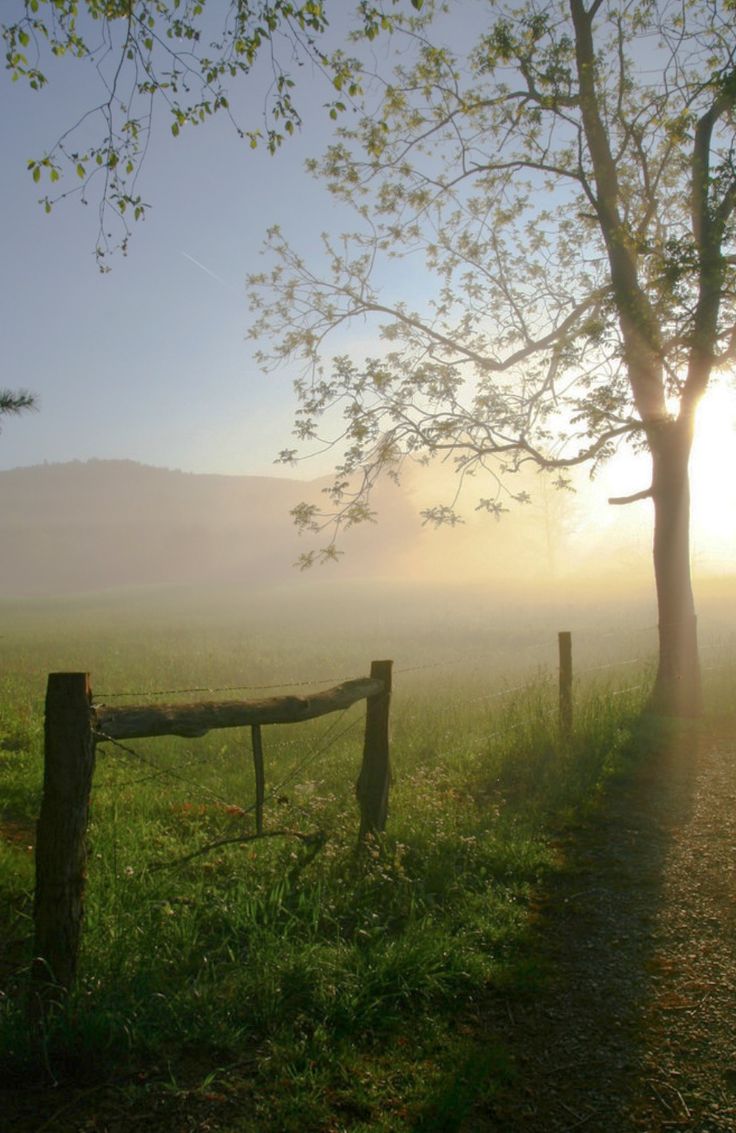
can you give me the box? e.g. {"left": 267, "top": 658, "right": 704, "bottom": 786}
{"left": 22, "top": 619, "right": 734, "bottom": 747}
{"left": 468, "top": 675, "right": 555, "bottom": 705}
{"left": 94, "top": 697, "right": 365, "bottom": 822}
{"left": 268, "top": 713, "right": 363, "bottom": 802}
{"left": 90, "top": 621, "right": 658, "bottom": 701}
{"left": 94, "top": 675, "right": 350, "bottom": 699}
{"left": 94, "top": 730, "right": 239, "bottom": 810}
{"left": 577, "top": 657, "right": 644, "bottom": 675}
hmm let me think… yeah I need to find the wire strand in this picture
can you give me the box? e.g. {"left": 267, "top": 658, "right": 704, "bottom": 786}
{"left": 94, "top": 731, "right": 238, "bottom": 809}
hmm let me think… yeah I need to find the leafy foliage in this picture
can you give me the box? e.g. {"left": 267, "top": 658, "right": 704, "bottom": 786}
{"left": 248, "top": 0, "right": 736, "bottom": 560}
{"left": 3, "top": 0, "right": 423, "bottom": 265}
{"left": 0, "top": 389, "right": 36, "bottom": 432}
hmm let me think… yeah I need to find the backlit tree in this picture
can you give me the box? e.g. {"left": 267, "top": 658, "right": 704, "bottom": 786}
{"left": 249, "top": 0, "right": 736, "bottom": 716}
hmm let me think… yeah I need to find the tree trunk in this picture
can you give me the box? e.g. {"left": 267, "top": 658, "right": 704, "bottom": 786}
{"left": 649, "top": 418, "right": 702, "bottom": 717}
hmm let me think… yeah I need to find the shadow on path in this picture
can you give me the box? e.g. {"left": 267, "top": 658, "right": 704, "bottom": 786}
{"left": 417, "top": 724, "right": 736, "bottom": 1132}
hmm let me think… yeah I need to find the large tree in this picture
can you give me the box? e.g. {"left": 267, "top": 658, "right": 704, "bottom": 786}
{"left": 249, "top": 0, "right": 736, "bottom": 717}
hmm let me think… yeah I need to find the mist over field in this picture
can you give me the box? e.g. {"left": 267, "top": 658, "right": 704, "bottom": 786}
{"left": 2, "top": 458, "right": 735, "bottom": 697}
{"left": 0, "top": 456, "right": 656, "bottom": 598}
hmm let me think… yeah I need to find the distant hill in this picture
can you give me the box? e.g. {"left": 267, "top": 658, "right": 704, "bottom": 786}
{"left": 0, "top": 460, "right": 416, "bottom": 596}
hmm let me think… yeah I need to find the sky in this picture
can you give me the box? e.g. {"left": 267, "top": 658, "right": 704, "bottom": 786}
{"left": 1, "top": 2, "right": 734, "bottom": 583}
{"left": 0, "top": 3, "right": 376, "bottom": 477}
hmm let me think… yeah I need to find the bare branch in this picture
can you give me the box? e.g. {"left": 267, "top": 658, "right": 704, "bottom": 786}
{"left": 608, "top": 487, "right": 653, "bottom": 505}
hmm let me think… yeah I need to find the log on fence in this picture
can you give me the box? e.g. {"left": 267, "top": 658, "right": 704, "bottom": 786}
{"left": 94, "top": 677, "right": 384, "bottom": 740}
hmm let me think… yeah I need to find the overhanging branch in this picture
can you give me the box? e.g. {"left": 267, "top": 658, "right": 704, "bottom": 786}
{"left": 608, "top": 487, "right": 653, "bottom": 505}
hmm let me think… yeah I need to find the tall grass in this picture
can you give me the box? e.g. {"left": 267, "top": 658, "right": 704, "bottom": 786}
{"left": 0, "top": 594, "right": 700, "bottom": 1129}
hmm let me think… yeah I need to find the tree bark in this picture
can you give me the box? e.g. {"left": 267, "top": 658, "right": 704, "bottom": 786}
{"left": 648, "top": 418, "right": 702, "bottom": 717}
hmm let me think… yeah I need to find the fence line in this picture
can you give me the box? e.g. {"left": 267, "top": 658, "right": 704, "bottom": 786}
{"left": 31, "top": 625, "right": 665, "bottom": 1021}
{"left": 96, "top": 731, "right": 241, "bottom": 811}
{"left": 91, "top": 620, "right": 660, "bottom": 702}
{"left": 31, "top": 661, "right": 393, "bottom": 1021}
{"left": 95, "top": 674, "right": 354, "bottom": 699}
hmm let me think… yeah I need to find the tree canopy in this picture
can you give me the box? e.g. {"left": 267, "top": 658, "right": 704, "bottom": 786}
{"left": 1, "top": 1, "right": 420, "bottom": 435}
{"left": 3, "top": 0, "right": 423, "bottom": 265}
{"left": 249, "top": 0, "right": 736, "bottom": 712}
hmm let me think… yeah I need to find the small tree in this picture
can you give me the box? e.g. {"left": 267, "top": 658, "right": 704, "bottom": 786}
{"left": 249, "top": 0, "right": 736, "bottom": 717}
{"left": 3, "top": 0, "right": 422, "bottom": 266}
{"left": 0, "top": 389, "right": 36, "bottom": 430}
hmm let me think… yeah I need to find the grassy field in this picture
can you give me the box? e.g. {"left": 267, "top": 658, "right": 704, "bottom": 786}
{"left": 1, "top": 583, "right": 732, "bottom": 1131}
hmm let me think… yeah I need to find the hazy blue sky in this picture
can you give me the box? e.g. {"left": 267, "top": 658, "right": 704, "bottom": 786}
{"left": 1, "top": 3, "right": 734, "bottom": 581}
{"left": 0, "top": 4, "right": 385, "bottom": 477}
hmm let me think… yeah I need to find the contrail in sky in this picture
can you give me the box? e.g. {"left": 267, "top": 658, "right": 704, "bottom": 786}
{"left": 179, "top": 250, "right": 228, "bottom": 286}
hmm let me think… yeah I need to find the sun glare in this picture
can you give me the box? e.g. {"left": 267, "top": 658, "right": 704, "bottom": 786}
{"left": 690, "top": 382, "right": 736, "bottom": 570}
{"left": 591, "top": 381, "right": 736, "bottom": 577}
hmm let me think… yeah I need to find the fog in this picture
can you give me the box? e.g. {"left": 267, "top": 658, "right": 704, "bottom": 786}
{"left": 1, "top": 455, "right": 732, "bottom": 597}
{"left": 2, "top": 458, "right": 736, "bottom": 687}
{"left": 0, "top": 456, "right": 649, "bottom": 597}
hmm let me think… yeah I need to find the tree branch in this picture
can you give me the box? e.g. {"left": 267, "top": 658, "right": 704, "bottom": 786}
{"left": 608, "top": 487, "right": 653, "bottom": 505}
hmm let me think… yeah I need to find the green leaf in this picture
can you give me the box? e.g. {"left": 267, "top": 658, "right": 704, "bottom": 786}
{"left": 76, "top": 163, "right": 85, "bottom": 179}
{"left": 32, "top": 165, "right": 40, "bottom": 183}
{"left": 171, "top": 121, "right": 179, "bottom": 137}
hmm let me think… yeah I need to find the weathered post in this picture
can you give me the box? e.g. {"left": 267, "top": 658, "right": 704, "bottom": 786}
{"left": 558, "top": 631, "right": 573, "bottom": 736}
{"left": 32, "top": 673, "right": 96, "bottom": 1009}
{"left": 356, "top": 660, "right": 393, "bottom": 841}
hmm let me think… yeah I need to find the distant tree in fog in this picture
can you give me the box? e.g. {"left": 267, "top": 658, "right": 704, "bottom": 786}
{"left": 249, "top": 0, "right": 736, "bottom": 717}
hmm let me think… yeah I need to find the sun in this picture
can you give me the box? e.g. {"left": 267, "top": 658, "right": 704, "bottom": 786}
{"left": 690, "top": 381, "right": 736, "bottom": 570}
{"left": 591, "top": 380, "right": 736, "bottom": 575}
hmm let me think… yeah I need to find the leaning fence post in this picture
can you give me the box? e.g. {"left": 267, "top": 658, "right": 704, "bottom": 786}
{"left": 356, "top": 660, "right": 393, "bottom": 841}
{"left": 558, "top": 631, "right": 573, "bottom": 736}
{"left": 32, "top": 673, "right": 96, "bottom": 1013}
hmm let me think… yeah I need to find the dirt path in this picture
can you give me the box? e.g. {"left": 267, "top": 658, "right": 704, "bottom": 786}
{"left": 479, "top": 728, "right": 736, "bottom": 1132}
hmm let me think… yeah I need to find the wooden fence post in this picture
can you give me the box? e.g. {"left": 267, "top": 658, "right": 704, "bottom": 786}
{"left": 558, "top": 631, "right": 573, "bottom": 736}
{"left": 32, "top": 673, "right": 96, "bottom": 1008}
{"left": 356, "top": 660, "right": 393, "bottom": 841}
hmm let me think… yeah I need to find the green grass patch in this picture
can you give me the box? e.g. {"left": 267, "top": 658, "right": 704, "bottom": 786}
{"left": 0, "top": 597, "right": 693, "bottom": 1128}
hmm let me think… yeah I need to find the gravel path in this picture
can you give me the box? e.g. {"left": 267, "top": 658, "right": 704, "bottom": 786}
{"left": 480, "top": 728, "right": 736, "bottom": 1132}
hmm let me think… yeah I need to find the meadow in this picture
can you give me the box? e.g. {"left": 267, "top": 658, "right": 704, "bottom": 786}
{"left": 1, "top": 580, "right": 734, "bottom": 1131}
